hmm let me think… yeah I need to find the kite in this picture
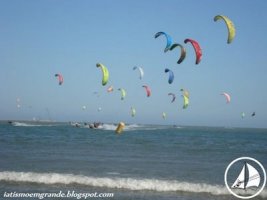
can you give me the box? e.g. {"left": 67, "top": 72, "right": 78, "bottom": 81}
{"left": 133, "top": 66, "right": 144, "bottom": 79}
{"left": 162, "top": 112, "right": 167, "bottom": 119}
{"left": 180, "top": 88, "right": 189, "bottom": 98}
{"left": 96, "top": 63, "right": 109, "bottom": 86}
{"left": 155, "top": 31, "right": 172, "bottom": 52}
{"left": 165, "top": 68, "right": 174, "bottom": 84}
{"left": 107, "top": 86, "right": 114, "bottom": 92}
{"left": 142, "top": 85, "right": 151, "bottom": 97}
{"left": 168, "top": 93, "right": 176, "bottom": 103}
{"left": 214, "top": 15, "right": 236, "bottom": 44}
{"left": 169, "top": 43, "right": 186, "bottom": 64}
{"left": 221, "top": 92, "right": 231, "bottom": 103}
{"left": 131, "top": 107, "right": 136, "bottom": 117}
{"left": 118, "top": 88, "right": 126, "bottom": 100}
{"left": 184, "top": 38, "right": 202, "bottom": 64}
{"left": 55, "top": 73, "right": 63, "bottom": 85}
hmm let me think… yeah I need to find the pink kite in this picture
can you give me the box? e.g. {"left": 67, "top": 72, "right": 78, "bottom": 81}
{"left": 221, "top": 92, "right": 231, "bottom": 103}
{"left": 142, "top": 85, "right": 151, "bottom": 97}
{"left": 55, "top": 73, "right": 63, "bottom": 85}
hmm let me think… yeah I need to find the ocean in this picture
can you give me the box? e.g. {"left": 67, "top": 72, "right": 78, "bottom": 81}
{"left": 0, "top": 121, "right": 266, "bottom": 200}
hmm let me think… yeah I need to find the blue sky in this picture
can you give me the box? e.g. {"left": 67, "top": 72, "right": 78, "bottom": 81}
{"left": 0, "top": 0, "right": 267, "bottom": 128}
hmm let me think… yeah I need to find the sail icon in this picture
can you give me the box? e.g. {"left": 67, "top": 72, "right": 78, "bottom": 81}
{"left": 231, "top": 162, "right": 261, "bottom": 189}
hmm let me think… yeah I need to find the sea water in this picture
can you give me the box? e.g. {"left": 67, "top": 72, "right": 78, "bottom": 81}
{"left": 0, "top": 121, "right": 266, "bottom": 200}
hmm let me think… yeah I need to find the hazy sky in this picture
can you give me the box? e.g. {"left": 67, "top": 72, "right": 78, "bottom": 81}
{"left": 1, "top": 0, "right": 267, "bottom": 128}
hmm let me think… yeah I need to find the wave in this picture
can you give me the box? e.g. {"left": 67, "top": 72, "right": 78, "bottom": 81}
{"left": 98, "top": 124, "right": 143, "bottom": 131}
{"left": 98, "top": 124, "right": 117, "bottom": 131}
{"left": 99, "top": 124, "right": 178, "bottom": 131}
{"left": 75, "top": 123, "right": 182, "bottom": 131}
{"left": 1, "top": 171, "right": 266, "bottom": 197}
{"left": 11, "top": 122, "right": 56, "bottom": 127}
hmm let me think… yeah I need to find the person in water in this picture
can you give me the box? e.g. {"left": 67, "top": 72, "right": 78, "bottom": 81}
{"left": 94, "top": 122, "right": 100, "bottom": 128}
{"left": 86, "top": 122, "right": 103, "bottom": 129}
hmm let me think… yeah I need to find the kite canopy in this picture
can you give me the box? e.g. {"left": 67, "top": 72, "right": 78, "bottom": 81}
{"left": 96, "top": 63, "right": 109, "bottom": 86}
{"left": 182, "top": 95, "right": 189, "bottom": 109}
{"left": 107, "top": 86, "right": 114, "bottom": 92}
{"left": 180, "top": 89, "right": 189, "bottom": 109}
{"left": 55, "top": 73, "right": 63, "bottom": 85}
{"left": 221, "top": 92, "right": 231, "bottom": 103}
{"left": 142, "top": 85, "right": 151, "bottom": 97}
{"left": 118, "top": 88, "right": 126, "bottom": 100}
{"left": 131, "top": 107, "right": 136, "bottom": 117}
{"left": 164, "top": 68, "right": 174, "bottom": 84}
{"left": 184, "top": 38, "right": 202, "bottom": 64}
{"left": 154, "top": 31, "right": 173, "bottom": 52}
{"left": 133, "top": 66, "right": 144, "bottom": 80}
{"left": 180, "top": 88, "right": 189, "bottom": 98}
{"left": 214, "top": 15, "right": 235, "bottom": 44}
{"left": 168, "top": 93, "right": 176, "bottom": 103}
{"left": 169, "top": 43, "right": 186, "bottom": 64}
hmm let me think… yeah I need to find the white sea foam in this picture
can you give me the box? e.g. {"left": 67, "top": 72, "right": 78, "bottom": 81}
{"left": 99, "top": 124, "right": 117, "bottom": 131}
{"left": 106, "top": 172, "right": 121, "bottom": 175}
{"left": 174, "top": 126, "right": 183, "bottom": 129}
{"left": 99, "top": 124, "right": 143, "bottom": 131}
{"left": 81, "top": 123, "right": 176, "bottom": 131}
{"left": 11, "top": 122, "right": 57, "bottom": 127}
{"left": 99, "top": 124, "right": 172, "bottom": 131}
{"left": 11, "top": 122, "right": 44, "bottom": 127}
{"left": 1, "top": 171, "right": 266, "bottom": 197}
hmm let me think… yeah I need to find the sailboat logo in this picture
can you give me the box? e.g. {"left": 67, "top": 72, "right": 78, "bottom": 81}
{"left": 231, "top": 162, "right": 260, "bottom": 190}
{"left": 224, "top": 157, "right": 266, "bottom": 199}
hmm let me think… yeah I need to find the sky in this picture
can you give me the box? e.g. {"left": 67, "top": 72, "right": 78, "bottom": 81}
{"left": 0, "top": 0, "right": 267, "bottom": 128}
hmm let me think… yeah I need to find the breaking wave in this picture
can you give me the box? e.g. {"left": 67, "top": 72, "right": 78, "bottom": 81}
{"left": 99, "top": 124, "right": 143, "bottom": 131}
{"left": 98, "top": 124, "right": 178, "bottom": 131}
{"left": 1, "top": 171, "right": 266, "bottom": 197}
{"left": 10, "top": 122, "right": 56, "bottom": 127}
